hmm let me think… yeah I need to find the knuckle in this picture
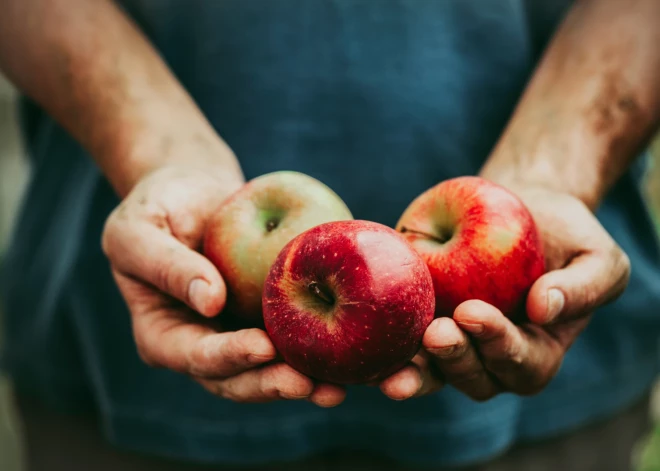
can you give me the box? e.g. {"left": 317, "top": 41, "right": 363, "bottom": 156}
{"left": 484, "top": 355, "right": 516, "bottom": 374}
{"left": 217, "top": 386, "right": 240, "bottom": 402}
{"left": 469, "top": 388, "right": 499, "bottom": 403}
{"left": 503, "top": 338, "right": 524, "bottom": 366}
{"left": 450, "top": 370, "right": 485, "bottom": 387}
{"left": 507, "top": 350, "right": 525, "bottom": 367}
{"left": 207, "top": 381, "right": 231, "bottom": 400}
{"left": 153, "top": 256, "right": 176, "bottom": 294}
{"left": 168, "top": 212, "right": 200, "bottom": 246}
{"left": 516, "top": 365, "right": 558, "bottom": 396}
{"left": 488, "top": 340, "right": 524, "bottom": 368}
{"left": 208, "top": 380, "right": 249, "bottom": 403}
{"left": 133, "top": 323, "right": 173, "bottom": 372}
{"left": 534, "top": 361, "right": 561, "bottom": 390}
{"left": 259, "top": 366, "right": 284, "bottom": 397}
{"left": 196, "top": 334, "right": 252, "bottom": 377}
{"left": 433, "top": 340, "right": 470, "bottom": 363}
{"left": 135, "top": 344, "right": 160, "bottom": 368}
{"left": 140, "top": 200, "right": 170, "bottom": 230}
{"left": 100, "top": 213, "right": 122, "bottom": 258}
{"left": 231, "top": 330, "right": 253, "bottom": 354}
{"left": 518, "top": 377, "right": 550, "bottom": 396}
{"left": 215, "top": 333, "right": 249, "bottom": 370}
{"left": 188, "top": 340, "right": 215, "bottom": 377}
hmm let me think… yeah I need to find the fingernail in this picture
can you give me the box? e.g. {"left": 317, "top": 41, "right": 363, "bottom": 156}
{"left": 395, "top": 376, "right": 421, "bottom": 400}
{"left": 546, "top": 288, "right": 565, "bottom": 322}
{"left": 247, "top": 353, "right": 275, "bottom": 364}
{"left": 248, "top": 335, "right": 277, "bottom": 362}
{"left": 457, "top": 322, "right": 484, "bottom": 335}
{"left": 428, "top": 345, "right": 457, "bottom": 358}
{"left": 188, "top": 278, "right": 209, "bottom": 313}
{"left": 279, "top": 392, "right": 309, "bottom": 400}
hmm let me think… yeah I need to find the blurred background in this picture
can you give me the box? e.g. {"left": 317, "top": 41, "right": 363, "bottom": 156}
{"left": 0, "top": 73, "right": 28, "bottom": 471}
{"left": 1, "top": 73, "right": 660, "bottom": 470}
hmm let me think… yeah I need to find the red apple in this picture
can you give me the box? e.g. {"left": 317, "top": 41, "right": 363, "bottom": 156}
{"left": 262, "top": 220, "right": 435, "bottom": 385}
{"left": 395, "top": 176, "right": 545, "bottom": 318}
{"left": 204, "top": 171, "right": 353, "bottom": 324}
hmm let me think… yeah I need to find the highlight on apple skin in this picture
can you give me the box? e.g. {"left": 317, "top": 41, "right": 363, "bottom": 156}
{"left": 204, "top": 171, "right": 353, "bottom": 324}
{"left": 262, "top": 220, "right": 436, "bottom": 385}
{"left": 395, "top": 176, "right": 546, "bottom": 319}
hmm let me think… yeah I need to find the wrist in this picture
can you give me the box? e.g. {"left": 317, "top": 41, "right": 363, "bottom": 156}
{"left": 99, "top": 116, "right": 245, "bottom": 198}
{"left": 479, "top": 147, "right": 606, "bottom": 211}
{"left": 479, "top": 101, "right": 645, "bottom": 211}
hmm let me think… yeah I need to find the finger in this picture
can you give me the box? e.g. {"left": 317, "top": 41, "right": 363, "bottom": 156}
{"left": 411, "top": 351, "right": 444, "bottom": 397}
{"left": 122, "top": 279, "right": 277, "bottom": 377}
{"left": 143, "top": 322, "right": 276, "bottom": 378}
{"left": 197, "top": 363, "right": 315, "bottom": 403}
{"left": 423, "top": 317, "right": 499, "bottom": 401}
{"left": 526, "top": 247, "right": 630, "bottom": 325}
{"left": 103, "top": 219, "right": 226, "bottom": 317}
{"left": 454, "top": 300, "right": 563, "bottom": 395}
{"left": 379, "top": 364, "right": 422, "bottom": 401}
{"left": 308, "top": 383, "right": 347, "bottom": 408}
{"left": 379, "top": 352, "right": 442, "bottom": 401}
{"left": 184, "top": 328, "right": 278, "bottom": 378}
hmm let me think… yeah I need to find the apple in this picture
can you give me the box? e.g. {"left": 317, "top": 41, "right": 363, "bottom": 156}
{"left": 395, "top": 176, "right": 545, "bottom": 319}
{"left": 204, "top": 171, "right": 353, "bottom": 324}
{"left": 262, "top": 220, "right": 435, "bottom": 385}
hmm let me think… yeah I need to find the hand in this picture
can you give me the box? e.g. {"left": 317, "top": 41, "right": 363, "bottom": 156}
{"left": 379, "top": 186, "right": 631, "bottom": 401}
{"left": 101, "top": 166, "right": 346, "bottom": 407}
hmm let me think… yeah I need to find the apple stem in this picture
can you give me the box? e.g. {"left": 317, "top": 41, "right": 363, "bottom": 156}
{"left": 308, "top": 281, "right": 334, "bottom": 306}
{"left": 265, "top": 219, "right": 279, "bottom": 232}
{"left": 399, "top": 226, "right": 452, "bottom": 244}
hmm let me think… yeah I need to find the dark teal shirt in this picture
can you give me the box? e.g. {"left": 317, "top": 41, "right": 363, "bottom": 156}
{"left": 3, "top": 1, "right": 660, "bottom": 467}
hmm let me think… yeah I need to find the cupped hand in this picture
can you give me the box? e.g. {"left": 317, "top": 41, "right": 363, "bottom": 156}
{"left": 380, "top": 186, "right": 630, "bottom": 401}
{"left": 101, "top": 166, "right": 345, "bottom": 407}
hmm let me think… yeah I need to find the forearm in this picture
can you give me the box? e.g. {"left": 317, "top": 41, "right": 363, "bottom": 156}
{"left": 0, "top": 0, "right": 243, "bottom": 197}
{"left": 481, "top": 0, "right": 660, "bottom": 210}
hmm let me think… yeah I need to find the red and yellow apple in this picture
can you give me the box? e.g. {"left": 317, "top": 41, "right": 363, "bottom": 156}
{"left": 262, "top": 220, "right": 435, "bottom": 385}
{"left": 204, "top": 171, "right": 353, "bottom": 323}
{"left": 396, "top": 176, "right": 545, "bottom": 318}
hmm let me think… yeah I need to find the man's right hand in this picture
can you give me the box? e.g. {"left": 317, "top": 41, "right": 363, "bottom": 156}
{"left": 101, "top": 165, "right": 346, "bottom": 407}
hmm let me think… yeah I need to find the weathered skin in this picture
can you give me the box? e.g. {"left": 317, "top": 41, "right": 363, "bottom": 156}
{"left": 262, "top": 220, "right": 435, "bottom": 385}
{"left": 396, "top": 176, "right": 545, "bottom": 318}
{"left": 204, "top": 171, "right": 352, "bottom": 323}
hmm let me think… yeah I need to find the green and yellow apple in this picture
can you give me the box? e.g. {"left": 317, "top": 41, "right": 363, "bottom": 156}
{"left": 204, "top": 171, "right": 352, "bottom": 324}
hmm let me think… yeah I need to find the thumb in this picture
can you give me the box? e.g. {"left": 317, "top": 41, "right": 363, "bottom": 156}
{"left": 102, "top": 220, "right": 227, "bottom": 317}
{"left": 526, "top": 248, "right": 631, "bottom": 325}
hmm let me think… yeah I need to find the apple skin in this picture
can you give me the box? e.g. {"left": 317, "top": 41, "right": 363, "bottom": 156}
{"left": 204, "top": 171, "right": 353, "bottom": 324}
{"left": 395, "top": 176, "right": 545, "bottom": 319}
{"left": 262, "top": 220, "right": 436, "bottom": 385}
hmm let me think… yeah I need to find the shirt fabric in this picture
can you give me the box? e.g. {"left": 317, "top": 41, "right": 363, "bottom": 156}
{"left": 2, "top": 1, "right": 660, "bottom": 467}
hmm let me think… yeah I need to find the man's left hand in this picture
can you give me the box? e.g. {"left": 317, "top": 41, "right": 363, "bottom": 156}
{"left": 379, "top": 185, "right": 631, "bottom": 401}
